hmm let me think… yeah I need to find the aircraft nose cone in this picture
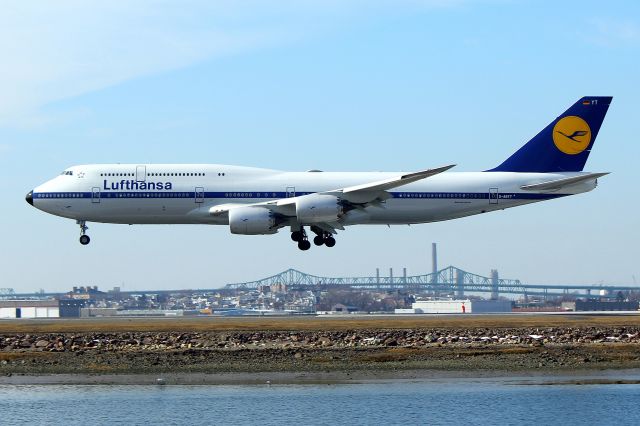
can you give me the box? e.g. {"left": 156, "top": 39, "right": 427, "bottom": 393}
{"left": 26, "top": 190, "right": 33, "bottom": 206}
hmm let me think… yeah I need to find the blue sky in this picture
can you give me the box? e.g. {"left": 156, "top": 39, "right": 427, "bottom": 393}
{"left": 1, "top": 0, "right": 639, "bottom": 292}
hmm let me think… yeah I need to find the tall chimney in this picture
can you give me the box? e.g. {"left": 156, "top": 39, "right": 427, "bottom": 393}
{"left": 491, "top": 269, "right": 499, "bottom": 300}
{"left": 432, "top": 243, "right": 438, "bottom": 275}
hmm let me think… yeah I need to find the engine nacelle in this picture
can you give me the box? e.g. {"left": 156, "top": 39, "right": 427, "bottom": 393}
{"left": 296, "top": 194, "right": 343, "bottom": 223}
{"left": 229, "top": 207, "right": 278, "bottom": 235}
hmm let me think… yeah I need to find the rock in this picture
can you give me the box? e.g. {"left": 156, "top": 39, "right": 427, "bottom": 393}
{"left": 35, "top": 340, "right": 50, "bottom": 348}
{"left": 318, "top": 337, "right": 332, "bottom": 347}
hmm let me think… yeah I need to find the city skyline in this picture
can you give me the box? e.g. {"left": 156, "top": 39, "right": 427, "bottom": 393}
{"left": 1, "top": 1, "right": 639, "bottom": 292}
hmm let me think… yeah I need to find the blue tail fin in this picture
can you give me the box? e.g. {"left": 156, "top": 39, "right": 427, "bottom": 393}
{"left": 489, "top": 96, "right": 612, "bottom": 173}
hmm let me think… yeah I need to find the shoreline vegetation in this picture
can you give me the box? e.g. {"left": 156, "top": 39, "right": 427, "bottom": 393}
{"left": 2, "top": 315, "right": 640, "bottom": 383}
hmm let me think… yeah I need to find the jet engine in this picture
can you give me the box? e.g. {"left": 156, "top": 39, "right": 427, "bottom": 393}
{"left": 296, "top": 194, "right": 343, "bottom": 223}
{"left": 228, "top": 207, "right": 278, "bottom": 235}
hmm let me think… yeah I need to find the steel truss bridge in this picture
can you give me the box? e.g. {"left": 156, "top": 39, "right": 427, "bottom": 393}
{"left": 226, "top": 266, "right": 638, "bottom": 299}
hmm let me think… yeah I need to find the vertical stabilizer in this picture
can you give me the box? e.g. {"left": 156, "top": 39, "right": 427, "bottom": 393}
{"left": 489, "top": 97, "right": 612, "bottom": 173}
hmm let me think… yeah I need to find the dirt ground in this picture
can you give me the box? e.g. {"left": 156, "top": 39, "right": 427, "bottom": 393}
{"left": 2, "top": 314, "right": 640, "bottom": 377}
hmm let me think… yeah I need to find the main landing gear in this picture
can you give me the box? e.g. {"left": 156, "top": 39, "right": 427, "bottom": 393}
{"left": 77, "top": 220, "right": 90, "bottom": 245}
{"left": 291, "top": 227, "right": 336, "bottom": 251}
{"left": 290, "top": 228, "right": 311, "bottom": 251}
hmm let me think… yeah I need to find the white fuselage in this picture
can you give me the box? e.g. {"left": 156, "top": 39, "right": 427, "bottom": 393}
{"left": 30, "top": 164, "right": 596, "bottom": 227}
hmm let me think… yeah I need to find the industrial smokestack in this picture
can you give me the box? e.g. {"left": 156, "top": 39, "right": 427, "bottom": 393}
{"left": 491, "top": 269, "right": 499, "bottom": 300}
{"left": 432, "top": 243, "right": 438, "bottom": 275}
{"left": 455, "top": 268, "right": 465, "bottom": 299}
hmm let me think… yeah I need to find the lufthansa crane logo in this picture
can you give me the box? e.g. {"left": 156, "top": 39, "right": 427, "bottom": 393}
{"left": 552, "top": 116, "right": 591, "bottom": 155}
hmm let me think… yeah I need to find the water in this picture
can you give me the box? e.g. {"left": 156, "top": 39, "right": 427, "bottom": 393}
{"left": 1, "top": 377, "right": 639, "bottom": 425}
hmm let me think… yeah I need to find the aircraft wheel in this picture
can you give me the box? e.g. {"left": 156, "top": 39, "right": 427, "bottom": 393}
{"left": 324, "top": 236, "right": 336, "bottom": 247}
{"left": 313, "top": 235, "right": 324, "bottom": 246}
{"left": 79, "top": 235, "right": 91, "bottom": 245}
{"left": 291, "top": 231, "right": 302, "bottom": 242}
{"left": 298, "top": 240, "right": 311, "bottom": 251}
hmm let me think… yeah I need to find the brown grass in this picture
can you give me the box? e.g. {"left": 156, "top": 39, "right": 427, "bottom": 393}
{"left": 0, "top": 352, "right": 55, "bottom": 361}
{"left": 451, "top": 347, "right": 537, "bottom": 357}
{"left": 0, "top": 314, "right": 639, "bottom": 334}
{"left": 85, "top": 363, "right": 116, "bottom": 372}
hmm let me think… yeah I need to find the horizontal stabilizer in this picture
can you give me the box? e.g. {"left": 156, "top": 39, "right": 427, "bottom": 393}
{"left": 520, "top": 172, "right": 609, "bottom": 191}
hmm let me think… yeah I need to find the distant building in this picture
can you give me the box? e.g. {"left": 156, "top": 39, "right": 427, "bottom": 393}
{"left": 66, "top": 286, "right": 106, "bottom": 300}
{"left": 574, "top": 300, "right": 639, "bottom": 312}
{"left": 59, "top": 299, "right": 87, "bottom": 318}
{"left": 0, "top": 300, "right": 59, "bottom": 318}
{"left": 331, "top": 303, "right": 359, "bottom": 313}
{"left": 270, "top": 283, "right": 287, "bottom": 294}
{"left": 398, "top": 299, "right": 512, "bottom": 314}
{"left": 80, "top": 307, "right": 118, "bottom": 317}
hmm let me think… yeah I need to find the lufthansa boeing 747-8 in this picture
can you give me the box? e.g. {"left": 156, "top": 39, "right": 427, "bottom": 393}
{"left": 26, "top": 97, "right": 611, "bottom": 250}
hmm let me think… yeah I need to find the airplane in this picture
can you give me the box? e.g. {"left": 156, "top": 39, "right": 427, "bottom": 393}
{"left": 26, "top": 96, "right": 611, "bottom": 251}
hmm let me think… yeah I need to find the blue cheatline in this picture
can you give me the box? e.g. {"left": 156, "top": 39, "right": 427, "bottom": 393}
{"left": 33, "top": 191, "right": 565, "bottom": 201}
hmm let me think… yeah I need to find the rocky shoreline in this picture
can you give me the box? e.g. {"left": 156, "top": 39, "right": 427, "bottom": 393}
{"left": 2, "top": 325, "right": 640, "bottom": 375}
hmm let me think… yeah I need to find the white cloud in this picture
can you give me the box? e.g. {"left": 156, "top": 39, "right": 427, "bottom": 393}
{"left": 583, "top": 18, "right": 640, "bottom": 47}
{"left": 0, "top": 0, "right": 469, "bottom": 127}
{"left": 0, "top": 1, "right": 290, "bottom": 126}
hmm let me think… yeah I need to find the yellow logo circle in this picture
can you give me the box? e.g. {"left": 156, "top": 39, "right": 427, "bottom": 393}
{"left": 552, "top": 116, "right": 591, "bottom": 155}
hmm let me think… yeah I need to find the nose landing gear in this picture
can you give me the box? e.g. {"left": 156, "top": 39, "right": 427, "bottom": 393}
{"left": 77, "top": 220, "right": 90, "bottom": 245}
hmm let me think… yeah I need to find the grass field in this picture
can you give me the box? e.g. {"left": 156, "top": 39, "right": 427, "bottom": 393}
{"left": 1, "top": 314, "right": 639, "bottom": 333}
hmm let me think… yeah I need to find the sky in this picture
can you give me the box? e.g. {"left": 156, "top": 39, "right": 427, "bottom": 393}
{"left": 1, "top": 0, "right": 639, "bottom": 293}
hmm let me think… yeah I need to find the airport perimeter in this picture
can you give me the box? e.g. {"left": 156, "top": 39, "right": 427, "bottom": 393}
{"left": 2, "top": 313, "right": 640, "bottom": 383}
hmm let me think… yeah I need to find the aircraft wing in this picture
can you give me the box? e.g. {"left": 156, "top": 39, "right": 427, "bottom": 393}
{"left": 341, "top": 164, "right": 455, "bottom": 194}
{"left": 520, "top": 172, "right": 609, "bottom": 192}
{"left": 209, "top": 164, "right": 455, "bottom": 219}
{"left": 275, "top": 164, "right": 455, "bottom": 205}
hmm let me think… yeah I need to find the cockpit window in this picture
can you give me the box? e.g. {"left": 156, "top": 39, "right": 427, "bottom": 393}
{"left": 60, "top": 171, "right": 73, "bottom": 176}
